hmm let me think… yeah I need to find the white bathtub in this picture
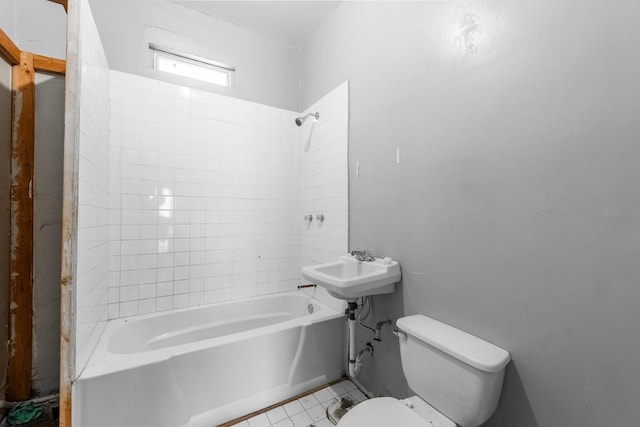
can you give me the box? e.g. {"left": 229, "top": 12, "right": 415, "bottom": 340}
{"left": 73, "top": 292, "right": 345, "bottom": 427}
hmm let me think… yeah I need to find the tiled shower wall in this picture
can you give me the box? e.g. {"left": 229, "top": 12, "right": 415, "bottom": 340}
{"left": 75, "top": 0, "right": 111, "bottom": 373}
{"left": 107, "top": 71, "right": 303, "bottom": 318}
{"left": 74, "top": 0, "right": 349, "bottom": 376}
{"left": 299, "top": 82, "right": 350, "bottom": 310}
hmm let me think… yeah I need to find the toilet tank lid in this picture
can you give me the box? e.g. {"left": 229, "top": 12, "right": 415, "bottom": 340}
{"left": 397, "top": 315, "right": 510, "bottom": 373}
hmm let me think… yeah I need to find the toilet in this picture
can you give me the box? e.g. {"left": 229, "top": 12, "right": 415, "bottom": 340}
{"left": 338, "top": 315, "right": 510, "bottom": 427}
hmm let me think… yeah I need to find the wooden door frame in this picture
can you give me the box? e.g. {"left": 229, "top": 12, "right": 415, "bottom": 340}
{"left": 0, "top": 25, "right": 66, "bottom": 403}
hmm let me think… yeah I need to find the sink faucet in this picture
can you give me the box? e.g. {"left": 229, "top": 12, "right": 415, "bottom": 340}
{"left": 350, "top": 249, "right": 375, "bottom": 262}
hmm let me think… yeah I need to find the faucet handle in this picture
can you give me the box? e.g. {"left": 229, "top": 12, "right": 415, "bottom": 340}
{"left": 350, "top": 248, "right": 375, "bottom": 262}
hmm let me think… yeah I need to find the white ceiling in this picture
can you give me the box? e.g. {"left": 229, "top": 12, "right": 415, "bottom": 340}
{"left": 174, "top": 1, "right": 343, "bottom": 48}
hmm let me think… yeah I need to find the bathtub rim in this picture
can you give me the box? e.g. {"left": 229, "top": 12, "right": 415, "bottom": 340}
{"left": 79, "top": 291, "right": 343, "bottom": 379}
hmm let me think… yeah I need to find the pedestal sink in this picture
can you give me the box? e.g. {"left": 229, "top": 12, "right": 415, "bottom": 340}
{"left": 301, "top": 254, "right": 401, "bottom": 301}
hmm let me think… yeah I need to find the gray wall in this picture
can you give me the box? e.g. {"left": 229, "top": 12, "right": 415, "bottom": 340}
{"left": 302, "top": 1, "right": 640, "bottom": 426}
{"left": 33, "top": 73, "right": 65, "bottom": 395}
{"left": 13, "top": 0, "right": 67, "bottom": 59}
{"left": 0, "top": 0, "right": 16, "bottom": 39}
{"left": 0, "top": 0, "right": 67, "bottom": 59}
{"left": 0, "top": 55, "right": 11, "bottom": 403}
{"left": 88, "top": 0, "right": 301, "bottom": 111}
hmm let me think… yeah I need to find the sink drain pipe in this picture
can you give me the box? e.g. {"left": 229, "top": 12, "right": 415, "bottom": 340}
{"left": 347, "top": 301, "right": 358, "bottom": 377}
{"left": 353, "top": 342, "right": 374, "bottom": 376}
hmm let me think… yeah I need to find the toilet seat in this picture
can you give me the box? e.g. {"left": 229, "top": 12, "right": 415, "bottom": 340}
{"left": 336, "top": 397, "right": 431, "bottom": 427}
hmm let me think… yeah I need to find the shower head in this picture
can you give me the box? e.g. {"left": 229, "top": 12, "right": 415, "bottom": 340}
{"left": 295, "top": 112, "right": 319, "bottom": 126}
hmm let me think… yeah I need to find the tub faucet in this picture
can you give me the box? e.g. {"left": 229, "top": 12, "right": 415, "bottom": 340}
{"left": 350, "top": 249, "right": 375, "bottom": 262}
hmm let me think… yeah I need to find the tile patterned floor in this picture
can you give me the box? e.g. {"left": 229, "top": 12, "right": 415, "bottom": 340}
{"left": 229, "top": 379, "right": 368, "bottom": 427}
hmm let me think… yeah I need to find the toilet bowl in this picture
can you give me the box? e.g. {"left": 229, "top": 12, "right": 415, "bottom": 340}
{"left": 337, "top": 396, "right": 455, "bottom": 427}
{"left": 337, "top": 315, "right": 510, "bottom": 427}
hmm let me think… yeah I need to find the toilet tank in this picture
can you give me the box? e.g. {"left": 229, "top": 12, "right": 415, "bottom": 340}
{"left": 396, "top": 315, "right": 510, "bottom": 427}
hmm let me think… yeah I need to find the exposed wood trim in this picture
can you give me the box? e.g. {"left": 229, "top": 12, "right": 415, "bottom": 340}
{"left": 33, "top": 54, "right": 66, "bottom": 75}
{"left": 48, "top": 0, "right": 68, "bottom": 13}
{"left": 59, "top": 0, "right": 79, "bottom": 423}
{"left": 1, "top": 3, "right": 66, "bottom": 407}
{"left": 0, "top": 28, "right": 20, "bottom": 66}
{"left": 7, "top": 52, "right": 35, "bottom": 401}
{"left": 1, "top": 30, "right": 65, "bottom": 75}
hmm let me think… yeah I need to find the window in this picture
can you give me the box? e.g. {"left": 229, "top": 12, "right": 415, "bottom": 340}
{"left": 150, "top": 45, "right": 235, "bottom": 88}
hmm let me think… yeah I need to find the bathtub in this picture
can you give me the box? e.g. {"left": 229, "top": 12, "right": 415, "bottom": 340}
{"left": 73, "top": 292, "right": 345, "bottom": 427}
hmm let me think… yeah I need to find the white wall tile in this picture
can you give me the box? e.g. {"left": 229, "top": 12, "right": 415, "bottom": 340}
{"left": 103, "top": 71, "right": 348, "bottom": 320}
{"left": 75, "top": 0, "right": 112, "bottom": 373}
{"left": 298, "top": 82, "right": 350, "bottom": 312}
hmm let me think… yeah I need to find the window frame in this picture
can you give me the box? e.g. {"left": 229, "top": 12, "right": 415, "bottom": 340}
{"left": 150, "top": 44, "right": 236, "bottom": 88}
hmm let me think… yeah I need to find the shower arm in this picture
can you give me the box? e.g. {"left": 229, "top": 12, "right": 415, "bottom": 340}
{"left": 295, "top": 112, "right": 320, "bottom": 126}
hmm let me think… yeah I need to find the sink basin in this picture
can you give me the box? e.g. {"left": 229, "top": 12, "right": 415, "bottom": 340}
{"left": 301, "top": 255, "right": 401, "bottom": 301}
